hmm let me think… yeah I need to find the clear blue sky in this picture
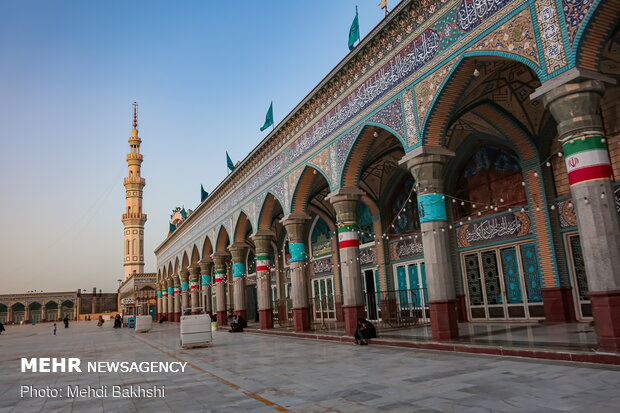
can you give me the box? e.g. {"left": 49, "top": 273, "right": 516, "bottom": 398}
{"left": 0, "top": 1, "right": 393, "bottom": 293}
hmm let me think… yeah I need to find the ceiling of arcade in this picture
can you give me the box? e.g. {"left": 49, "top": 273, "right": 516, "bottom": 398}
{"left": 445, "top": 59, "right": 549, "bottom": 152}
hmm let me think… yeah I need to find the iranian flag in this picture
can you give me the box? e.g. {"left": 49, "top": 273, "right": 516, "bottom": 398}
{"left": 256, "top": 255, "right": 270, "bottom": 272}
{"left": 338, "top": 224, "right": 359, "bottom": 249}
{"left": 563, "top": 135, "right": 612, "bottom": 186}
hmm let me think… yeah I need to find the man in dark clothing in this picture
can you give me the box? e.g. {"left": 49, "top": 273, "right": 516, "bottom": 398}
{"left": 229, "top": 315, "right": 247, "bottom": 333}
{"left": 63, "top": 315, "right": 70, "bottom": 328}
{"left": 0, "top": 321, "right": 5, "bottom": 335}
{"left": 114, "top": 314, "right": 122, "bottom": 328}
{"left": 354, "top": 318, "right": 377, "bottom": 345}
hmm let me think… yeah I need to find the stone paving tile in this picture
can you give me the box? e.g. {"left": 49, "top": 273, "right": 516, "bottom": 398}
{"left": 1, "top": 322, "right": 620, "bottom": 412}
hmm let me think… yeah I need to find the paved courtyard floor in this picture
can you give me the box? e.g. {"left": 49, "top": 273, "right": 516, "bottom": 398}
{"left": 1, "top": 321, "right": 619, "bottom": 412}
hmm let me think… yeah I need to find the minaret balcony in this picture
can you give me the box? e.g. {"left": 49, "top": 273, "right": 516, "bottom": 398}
{"left": 122, "top": 212, "right": 147, "bottom": 220}
{"left": 126, "top": 153, "right": 143, "bottom": 161}
{"left": 124, "top": 177, "right": 146, "bottom": 185}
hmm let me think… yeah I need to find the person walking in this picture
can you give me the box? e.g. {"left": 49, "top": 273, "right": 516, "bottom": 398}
{"left": 63, "top": 315, "right": 69, "bottom": 328}
{"left": 0, "top": 321, "right": 5, "bottom": 335}
{"left": 97, "top": 316, "right": 104, "bottom": 327}
{"left": 53, "top": 323, "right": 57, "bottom": 335}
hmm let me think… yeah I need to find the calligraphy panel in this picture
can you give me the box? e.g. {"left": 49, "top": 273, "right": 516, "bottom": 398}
{"left": 457, "top": 211, "right": 531, "bottom": 248}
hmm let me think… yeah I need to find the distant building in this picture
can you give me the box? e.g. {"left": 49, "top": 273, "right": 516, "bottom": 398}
{"left": 0, "top": 288, "right": 117, "bottom": 324}
{"left": 118, "top": 273, "right": 157, "bottom": 317}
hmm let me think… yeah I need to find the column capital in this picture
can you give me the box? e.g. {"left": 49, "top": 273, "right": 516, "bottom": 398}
{"left": 228, "top": 243, "right": 247, "bottom": 263}
{"left": 252, "top": 231, "right": 275, "bottom": 255}
{"left": 530, "top": 67, "right": 615, "bottom": 100}
{"left": 189, "top": 264, "right": 201, "bottom": 277}
{"left": 281, "top": 213, "right": 310, "bottom": 244}
{"left": 199, "top": 259, "right": 213, "bottom": 274}
{"left": 179, "top": 269, "right": 190, "bottom": 281}
{"left": 399, "top": 149, "right": 454, "bottom": 195}
{"left": 538, "top": 79, "right": 607, "bottom": 140}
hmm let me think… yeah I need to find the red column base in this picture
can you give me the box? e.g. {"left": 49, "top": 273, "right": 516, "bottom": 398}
{"left": 455, "top": 294, "right": 468, "bottom": 322}
{"left": 234, "top": 310, "right": 247, "bottom": 321}
{"left": 259, "top": 309, "right": 273, "bottom": 329}
{"left": 217, "top": 310, "right": 228, "bottom": 327}
{"left": 293, "top": 307, "right": 311, "bottom": 332}
{"left": 429, "top": 299, "right": 459, "bottom": 341}
{"left": 343, "top": 305, "right": 366, "bottom": 336}
{"left": 166, "top": 313, "right": 172, "bottom": 321}
{"left": 173, "top": 312, "right": 181, "bottom": 322}
{"left": 542, "top": 287, "right": 576, "bottom": 322}
{"left": 590, "top": 290, "right": 620, "bottom": 353}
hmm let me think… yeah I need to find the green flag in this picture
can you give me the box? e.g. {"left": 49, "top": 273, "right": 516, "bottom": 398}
{"left": 169, "top": 223, "right": 177, "bottom": 233}
{"left": 348, "top": 6, "right": 360, "bottom": 51}
{"left": 226, "top": 151, "right": 235, "bottom": 172}
{"left": 180, "top": 207, "right": 187, "bottom": 219}
{"left": 201, "top": 184, "right": 208, "bottom": 202}
{"left": 260, "top": 101, "right": 274, "bottom": 131}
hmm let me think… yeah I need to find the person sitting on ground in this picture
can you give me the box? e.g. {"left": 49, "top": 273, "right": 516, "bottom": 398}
{"left": 158, "top": 314, "right": 167, "bottom": 324}
{"left": 97, "top": 315, "right": 104, "bottom": 327}
{"left": 354, "top": 317, "right": 377, "bottom": 345}
{"left": 229, "top": 314, "right": 247, "bottom": 333}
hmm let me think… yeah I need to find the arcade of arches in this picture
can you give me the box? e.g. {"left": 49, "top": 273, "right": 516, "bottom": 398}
{"left": 155, "top": 0, "right": 620, "bottom": 352}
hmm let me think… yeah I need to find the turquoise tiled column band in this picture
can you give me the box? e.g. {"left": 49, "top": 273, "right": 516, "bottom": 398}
{"left": 417, "top": 193, "right": 447, "bottom": 222}
{"left": 232, "top": 263, "right": 245, "bottom": 277}
{"left": 201, "top": 274, "right": 211, "bottom": 285}
{"left": 289, "top": 242, "right": 307, "bottom": 262}
{"left": 181, "top": 282, "right": 189, "bottom": 291}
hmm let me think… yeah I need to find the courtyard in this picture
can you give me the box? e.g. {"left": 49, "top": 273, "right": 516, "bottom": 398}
{"left": 1, "top": 321, "right": 619, "bottom": 412}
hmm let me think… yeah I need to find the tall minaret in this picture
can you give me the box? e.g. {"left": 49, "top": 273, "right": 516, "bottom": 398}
{"left": 122, "top": 103, "right": 147, "bottom": 280}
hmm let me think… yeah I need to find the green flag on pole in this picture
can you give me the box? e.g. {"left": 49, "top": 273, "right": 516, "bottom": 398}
{"left": 226, "top": 151, "right": 235, "bottom": 172}
{"left": 201, "top": 184, "right": 208, "bottom": 202}
{"left": 348, "top": 6, "right": 360, "bottom": 51}
{"left": 260, "top": 101, "right": 274, "bottom": 131}
{"left": 169, "top": 223, "right": 177, "bottom": 233}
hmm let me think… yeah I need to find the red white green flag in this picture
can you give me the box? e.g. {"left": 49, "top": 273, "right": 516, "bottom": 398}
{"left": 563, "top": 135, "right": 612, "bottom": 186}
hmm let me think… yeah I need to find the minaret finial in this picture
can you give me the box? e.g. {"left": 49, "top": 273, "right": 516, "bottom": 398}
{"left": 132, "top": 102, "right": 138, "bottom": 128}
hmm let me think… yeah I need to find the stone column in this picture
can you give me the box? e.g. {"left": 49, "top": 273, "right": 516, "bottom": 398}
{"left": 173, "top": 274, "right": 182, "bottom": 322}
{"left": 401, "top": 149, "right": 460, "bottom": 341}
{"left": 189, "top": 265, "right": 201, "bottom": 314}
{"left": 25, "top": 306, "right": 30, "bottom": 323}
{"left": 281, "top": 213, "right": 311, "bottom": 332}
{"left": 156, "top": 282, "right": 162, "bottom": 321}
{"left": 57, "top": 304, "right": 62, "bottom": 321}
{"left": 165, "top": 278, "right": 173, "bottom": 321}
{"left": 541, "top": 79, "right": 620, "bottom": 352}
{"left": 8, "top": 307, "right": 13, "bottom": 324}
{"left": 229, "top": 244, "right": 248, "bottom": 320}
{"left": 252, "top": 231, "right": 275, "bottom": 329}
{"left": 212, "top": 252, "right": 230, "bottom": 326}
{"left": 180, "top": 269, "right": 190, "bottom": 316}
{"left": 199, "top": 259, "right": 213, "bottom": 315}
{"left": 40, "top": 304, "right": 46, "bottom": 322}
{"left": 161, "top": 282, "right": 168, "bottom": 320}
{"left": 327, "top": 188, "right": 366, "bottom": 335}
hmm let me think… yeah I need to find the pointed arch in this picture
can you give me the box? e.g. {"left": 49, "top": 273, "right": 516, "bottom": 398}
{"left": 421, "top": 54, "right": 544, "bottom": 148}
{"left": 181, "top": 251, "right": 190, "bottom": 270}
{"left": 290, "top": 165, "right": 332, "bottom": 214}
{"left": 215, "top": 225, "right": 230, "bottom": 252}
{"left": 167, "top": 262, "right": 173, "bottom": 278}
{"left": 202, "top": 236, "right": 213, "bottom": 259}
{"left": 257, "top": 192, "right": 284, "bottom": 231}
{"left": 190, "top": 245, "right": 200, "bottom": 265}
{"left": 340, "top": 124, "right": 406, "bottom": 189}
{"left": 573, "top": 0, "right": 620, "bottom": 71}
{"left": 233, "top": 211, "right": 253, "bottom": 244}
{"left": 173, "top": 257, "right": 180, "bottom": 276}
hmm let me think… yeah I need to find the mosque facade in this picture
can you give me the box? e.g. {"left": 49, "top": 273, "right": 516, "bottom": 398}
{"left": 154, "top": 0, "right": 620, "bottom": 352}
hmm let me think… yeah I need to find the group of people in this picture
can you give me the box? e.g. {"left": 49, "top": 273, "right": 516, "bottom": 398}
{"left": 229, "top": 314, "right": 246, "bottom": 333}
